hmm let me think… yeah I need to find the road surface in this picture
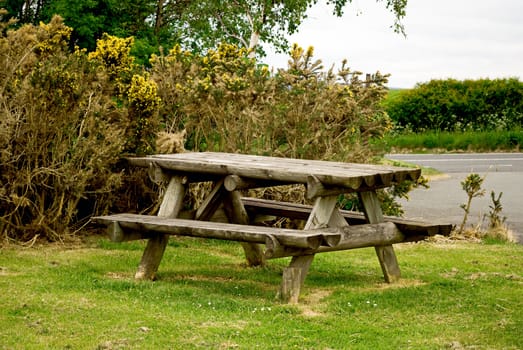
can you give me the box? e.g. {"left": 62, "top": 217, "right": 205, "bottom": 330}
{"left": 386, "top": 153, "right": 523, "bottom": 243}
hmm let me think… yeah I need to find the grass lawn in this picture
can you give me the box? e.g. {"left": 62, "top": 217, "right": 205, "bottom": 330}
{"left": 1, "top": 236, "right": 522, "bottom": 349}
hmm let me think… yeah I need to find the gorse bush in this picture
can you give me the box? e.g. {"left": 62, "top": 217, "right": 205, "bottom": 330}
{"left": 152, "top": 43, "right": 392, "bottom": 163}
{"left": 0, "top": 16, "right": 127, "bottom": 241}
{"left": 385, "top": 78, "right": 523, "bottom": 132}
{"left": 151, "top": 43, "right": 419, "bottom": 215}
{"left": 88, "top": 33, "right": 161, "bottom": 155}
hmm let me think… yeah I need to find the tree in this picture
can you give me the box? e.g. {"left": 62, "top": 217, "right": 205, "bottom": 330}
{"left": 173, "top": 0, "right": 407, "bottom": 57}
{"left": 0, "top": 0, "right": 48, "bottom": 24}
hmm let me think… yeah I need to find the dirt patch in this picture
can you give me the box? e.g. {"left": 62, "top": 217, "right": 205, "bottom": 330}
{"left": 106, "top": 272, "right": 131, "bottom": 280}
{"left": 0, "top": 266, "right": 21, "bottom": 277}
{"left": 466, "top": 272, "right": 521, "bottom": 281}
{"left": 297, "top": 289, "right": 333, "bottom": 317}
{"left": 376, "top": 279, "right": 427, "bottom": 289}
{"left": 201, "top": 320, "right": 249, "bottom": 330}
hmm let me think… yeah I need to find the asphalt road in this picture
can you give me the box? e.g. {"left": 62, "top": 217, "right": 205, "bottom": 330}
{"left": 386, "top": 153, "right": 523, "bottom": 243}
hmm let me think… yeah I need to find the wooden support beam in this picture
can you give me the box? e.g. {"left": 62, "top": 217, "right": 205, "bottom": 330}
{"left": 278, "top": 195, "right": 339, "bottom": 303}
{"left": 224, "top": 190, "right": 266, "bottom": 266}
{"left": 265, "top": 222, "right": 403, "bottom": 259}
{"left": 134, "top": 175, "right": 186, "bottom": 280}
{"left": 107, "top": 221, "right": 151, "bottom": 242}
{"left": 195, "top": 179, "right": 227, "bottom": 221}
{"left": 306, "top": 175, "right": 361, "bottom": 199}
{"left": 224, "top": 175, "right": 283, "bottom": 191}
{"left": 279, "top": 268, "right": 302, "bottom": 304}
{"left": 359, "top": 191, "right": 401, "bottom": 283}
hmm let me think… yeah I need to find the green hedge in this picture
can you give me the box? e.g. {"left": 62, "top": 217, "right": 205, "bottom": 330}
{"left": 384, "top": 78, "right": 523, "bottom": 132}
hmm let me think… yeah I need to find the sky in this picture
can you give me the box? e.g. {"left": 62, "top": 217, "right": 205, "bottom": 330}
{"left": 263, "top": 0, "right": 523, "bottom": 88}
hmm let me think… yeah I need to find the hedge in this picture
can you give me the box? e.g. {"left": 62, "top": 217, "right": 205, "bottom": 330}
{"left": 385, "top": 78, "right": 523, "bottom": 132}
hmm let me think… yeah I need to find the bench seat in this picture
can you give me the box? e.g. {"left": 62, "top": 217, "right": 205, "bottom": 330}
{"left": 93, "top": 213, "right": 342, "bottom": 250}
{"left": 93, "top": 213, "right": 415, "bottom": 259}
{"left": 241, "top": 197, "right": 453, "bottom": 239}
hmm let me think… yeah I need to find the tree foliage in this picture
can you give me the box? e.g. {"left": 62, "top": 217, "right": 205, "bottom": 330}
{"left": 1, "top": 0, "right": 408, "bottom": 59}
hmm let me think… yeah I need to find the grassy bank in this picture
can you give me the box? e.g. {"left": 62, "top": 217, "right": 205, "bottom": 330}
{"left": 381, "top": 129, "right": 523, "bottom": 152}
{"left": 1, "top": 238, "right": 521, "bottom": 349}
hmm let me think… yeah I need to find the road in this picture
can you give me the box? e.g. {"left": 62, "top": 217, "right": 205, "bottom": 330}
{"left": 386, "top": 153, "right": 523, "bottom": 243}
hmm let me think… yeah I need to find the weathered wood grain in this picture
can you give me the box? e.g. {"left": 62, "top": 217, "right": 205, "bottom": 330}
{"left": 359, "top": 191, "right": 401, "bottom": 283}
{"left": 134, "top": 175, "right": 186, "bottom": 280}
{"left": 224, "top": 190, "right": 265, "bottom": 266}
{"left": 93, "top": 213, "right": 342, "bottom": 250}
{"left": 224, "top": 175, "right": 282, "bottom": 191}
{"left": 195, "top": 179, "right": 227, "bottom": 221}
{"left": 265, "top": 222, "right": 403, "bottom": 259}
{"left": 126, "top": 152, "right": 421, "bottom": 192}
{"left": 277, "top": 195, "right": 341, "bottom": 303}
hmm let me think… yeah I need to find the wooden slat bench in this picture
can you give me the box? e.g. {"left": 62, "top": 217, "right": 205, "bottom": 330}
{"left": 92, "top": 213, "right": 409, "bottom": 260}
{"left": 93, "top": 213, "right": 343, "bottom": 250}
{"left": 241, "top": 197, "right": 453, "bottom": 239}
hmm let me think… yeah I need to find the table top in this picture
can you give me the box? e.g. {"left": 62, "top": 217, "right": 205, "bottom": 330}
{"left": 129, "top": 152, "right": 421, "bottom": 191}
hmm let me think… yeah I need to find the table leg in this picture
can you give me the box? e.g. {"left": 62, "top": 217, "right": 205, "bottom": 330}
{"left": 359, "top": 191, "right": 401, "bottom": 283}
{"left": 224, "top": 191, "right": 265, "bottom": 267}
{"left": 278, "top": 195, "right": 339, "bottom": 303}
{"left": 135, "top": 176, "right": 186, "bottom": 280}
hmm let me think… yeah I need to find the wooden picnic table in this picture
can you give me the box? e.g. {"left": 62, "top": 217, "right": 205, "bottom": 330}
{"left": 94, "top": 152, "right": 449, "bottom": 303}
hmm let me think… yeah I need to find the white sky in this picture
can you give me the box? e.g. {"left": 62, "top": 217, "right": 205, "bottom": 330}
{"left": 263, "top": 0, "right": 523, "bottom": 88}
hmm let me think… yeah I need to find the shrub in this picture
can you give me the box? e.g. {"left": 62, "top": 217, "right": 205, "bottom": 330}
{"left": 88, "top": 33, "right": 161, "bottom": 155}
{"left": 0, "top": 16, "right": 129, "bottom": 241}
{"left": 152, "top": 43, "right": 392, "bottom": 163}
{"left": 386, "top": 78, "right": 523, "bottom": 132}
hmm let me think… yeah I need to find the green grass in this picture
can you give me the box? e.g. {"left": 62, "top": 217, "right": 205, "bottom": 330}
{"left": 380, "top": 157, "right": 441, "bottom": 177}
{"left": 382, "top": 129, "right": 523, "bottom": 152}
{"left": 1, "top": 237, "right": 522, "bottom": 349}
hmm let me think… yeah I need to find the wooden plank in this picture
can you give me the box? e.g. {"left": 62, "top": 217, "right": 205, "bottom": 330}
{"left": 134, "top": 175, "right": 186, "bottom": 280}
{"left": 94, "top": 214, "right": 341, "bottom": 250}
{"left": 241, "top": 197, "right": 452, "bottom": 237}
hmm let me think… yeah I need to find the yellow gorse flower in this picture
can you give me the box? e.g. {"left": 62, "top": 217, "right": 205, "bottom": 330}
{"left": 128, "top": 74, "right": 161, "bottom": 113}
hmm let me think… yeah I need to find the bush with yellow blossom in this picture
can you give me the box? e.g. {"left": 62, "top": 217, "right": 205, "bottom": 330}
{"left": 89, "top": 34, "right": 161, "bottom": 155}
{"left": 0, "top": 16, "right": 128, "bottom": 241}
{"left": 152, "top": 42, "right": 391, "bottom": 163}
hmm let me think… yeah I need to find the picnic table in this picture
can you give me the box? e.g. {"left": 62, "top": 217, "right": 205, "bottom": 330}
{"left": 94, "top": 152, "right": 451, "bottom": 303}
